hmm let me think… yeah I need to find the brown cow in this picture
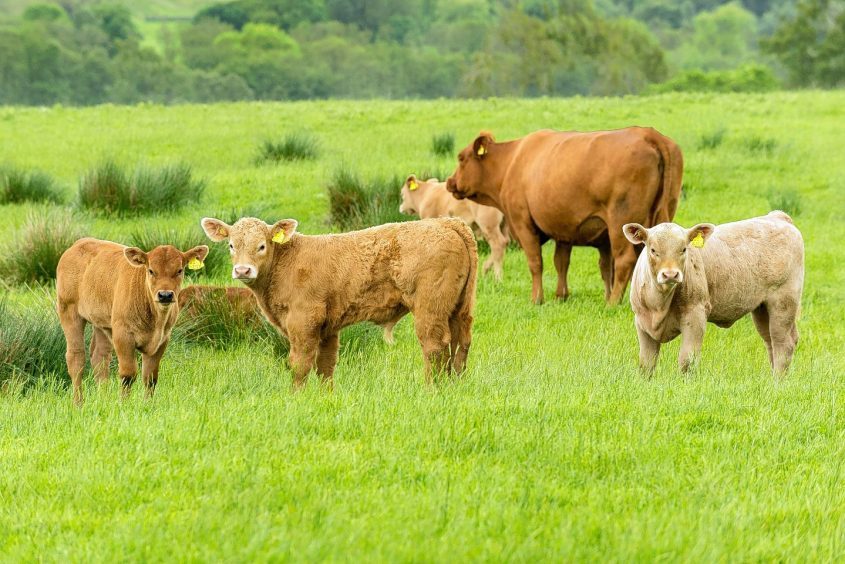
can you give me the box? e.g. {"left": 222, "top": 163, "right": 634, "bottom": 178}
{"left": 201, "top": 216, "right": 477, "bottom": 386}
{"left": 56, "top": 238, "right": 208, "bottom": 404}
{"left": 624, "top": 211, "right": 804, "bottom": 375}
{"left": 399, "top": 174, "right": 509, "bottom": 280}
{"left": 446, "top": 128, "right": 683, "bottom": 305}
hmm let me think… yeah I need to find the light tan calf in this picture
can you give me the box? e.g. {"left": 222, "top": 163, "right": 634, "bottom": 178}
{"left": 400, "top": 174, "right": 508, "bottom": 280}
{"left": 57, "top": 238, "right": 208, "bottom": 403}
{"left": 201, "top": 216, "right": 477, "bottom": 386}
{"left": 623, "top": 211, "right": 803, "bottom": 375}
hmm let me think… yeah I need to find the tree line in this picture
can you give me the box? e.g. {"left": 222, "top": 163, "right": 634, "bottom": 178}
{"left": 0, "top": 0, "right": 842, "bottom": 106}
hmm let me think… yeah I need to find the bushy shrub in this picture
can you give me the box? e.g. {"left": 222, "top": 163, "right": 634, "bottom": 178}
{"left": 0, "top": 208, "right": 86, "bottom": 285}
{"left": 327, "top": 167, "right": 408, "bottom": 230}
{"left": 431, "top": 132, "right": 455, "bottom": 157}
{"left": 0, "top": 298, "right": 68, "bottom": 393}
{"left": 78, "top": 160, "right": 205, "bottom": 215}
{"left": 0, "top": 167, "right": 63, "bottom": 204}
{"left": 647, "top": 64, "right": 780, "bottom": 94}
{"left": 256, "top": 132, "right": 319, "bottom": 164}
{"left": 768, "top": 189, "right": 802, "bottom": 217}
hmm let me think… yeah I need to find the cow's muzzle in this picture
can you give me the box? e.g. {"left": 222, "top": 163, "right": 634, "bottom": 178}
{"left": 233, "top": 264, "right": 257, "bottom": 281}
{"left": 156, "top": 290, "right": 175, "bottom": 304}
{"left": 445, "top": 177, "right": 466, "bottom": 199}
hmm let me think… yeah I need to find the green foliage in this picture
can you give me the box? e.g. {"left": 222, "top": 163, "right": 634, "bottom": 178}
{"left": 0, "top": 167, "right": 63, "bottom": 204}
{"left": 768, "top": 188, "right": 802, "bottom": 216}
{"left": 431, "top": 132, "right": 455, "bottom": 157}
{"left": 327, "top": 167, "right": 407, "bottom": 230}
{"left": 648, "top": 64, "right": 780, "bottom": 93}
{"left": 256, "top": 132, "right": 320, "bottom": 164}
{"left": 78, "top": 161, "right": 205, "bottom": 215}
{"left": 670, "top": 2, "right": 760, "bottom": 71}
{"left": 0, "top": 207, "right": 86, "bottom": 285}
{"left": 0, "top": 298, "right": 67, "bottom": 393}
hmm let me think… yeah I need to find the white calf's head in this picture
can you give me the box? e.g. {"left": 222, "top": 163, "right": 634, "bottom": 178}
{"left": 201, "top": 217, "right": 298, "bottom": 283}
{"left": 399, "top": 174, "right": 428, "bottom": 216}
{"left": 623, "top": 221, "right": 715, "bottom": 286}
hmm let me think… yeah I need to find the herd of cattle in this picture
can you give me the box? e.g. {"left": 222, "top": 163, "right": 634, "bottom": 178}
{"left": 54, "top": 126, "right": 805, "bottom": 404}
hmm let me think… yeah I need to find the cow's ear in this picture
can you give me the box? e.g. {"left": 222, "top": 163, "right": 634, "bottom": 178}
{"left": 687, "top": 223, "right": 716, "bottom": 247}
{"left": 124, "top": 247, "right": 148, "bottom": 267}
{"left": 269, "top": 219, "right": 298, "bottom": 244}
{"left": 472, "top": 133, "right": 494, "bottom": 159}
{"left": 622, "top": 223, "right": 649, "bottom": 245}
{"left": 183, "top": 245, "right": 209, "bottom": 267}
{"left": 201, "top": 217, "right": 231, "bottom": 242}
{"left": 406, "top": 174, "right": 419, "bottom": 191}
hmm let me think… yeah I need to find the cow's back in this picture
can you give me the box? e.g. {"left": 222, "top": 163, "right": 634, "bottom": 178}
{"left": 57, "top": 238, "right": 129, "bottom": 326}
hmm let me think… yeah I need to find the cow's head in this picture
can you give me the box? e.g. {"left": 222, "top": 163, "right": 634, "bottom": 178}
{"left": 123, "top": 244, "right": 208, "bottom": 307}
{"left": 623, "top": 222, "right": 715, "bottom": 287}
{"left": 446, "top": 132, "right": 500, "bottom": 207}
{"left": 399, "top": 174, "right": 434, "bottom": 216}
{"left": 201, "top": 216, "right": 297, "bottom": 284}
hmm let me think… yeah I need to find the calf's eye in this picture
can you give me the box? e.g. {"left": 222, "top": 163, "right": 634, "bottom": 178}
{"left": 148, "top": 269, "right": 155, "bottom": 276}
{"left": 259, "top": 244, "right": 266, "bottom": 252}
{"left": 177, "top": 269, "right": 183, "bottom": 275}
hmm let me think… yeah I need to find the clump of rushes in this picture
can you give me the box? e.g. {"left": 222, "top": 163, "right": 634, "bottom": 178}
{"left": 127, "top": 226, "right": 227, "bottom": 277}
{"left": 256, "top": 132, "right": 320, "bottom": 164}
{"left": 745, "top": 136, "right": 777, "bottom": 155}
{"left": 0, "top": 298, "right": 68, "bottom": 393}
{"left": 768, "top": 189, "right": 802, "bottom": 217}
{"left": 0, "top": 207, "right": 86, "bottom": 285}
{"left": 0, "top": 166, "right": 63, "bottom": 204}
{"left": 327, "top": 167, "right": 407, "bottom": 230}
{"left": 698, "top": 127, "right": 726, "bottom": 150}
{"left": 78, "top": 160, "right": 205, "bottom": 215}
{"left": 431, "top": 132, "right": 455, "bottom": 157}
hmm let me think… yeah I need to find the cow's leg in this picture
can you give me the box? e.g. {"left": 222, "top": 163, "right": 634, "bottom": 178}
{"left": 607, "top": 224, "right": 638, "bottom": 305}
{"left": 448, "top": 308, "right": 473, "bottom": 376}
{"left": 90, "top": 328, "right": 113, "bottom": 385}
{"left": 678, "top": 307, "right": 707, "bottom": 373}
{"left": 751, "top": 304, "right": 774, "bottom": 368}
{"left": 112, "top": 329, "right": 138, "bottom": 398}
{"left": 509, "top": 221, "right": 544, "bottom": 304}
{"left": 598, "top": 243, "right": 613, "bottom": 302}
{"left": 767, "top": 294, "right": 800, "bottom": 375}
{"left": 477, "top": 221, "right": 507, "bottom": 282}
{"left": 141, "top": 340, "right": 168, "bottom": 398}
{"left": 58, "top": 303, "right": 87, "bottom": 405}
{"left": 636, "top": 324, "right": 661, "bottom": 376}
{"left": 316, "top": 333, "right": 340, "bottom": 389}
{"left": 287, "top": 326, "right": 320, "bottom": 389}
{"left": 414, "top": 314, "right": 451, "bottom": 384}
{"left": 553, "top": 241, "right": 572, "bottom": 300}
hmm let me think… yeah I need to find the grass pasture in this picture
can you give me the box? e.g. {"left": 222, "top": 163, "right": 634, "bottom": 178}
{"left": 1, "top": 93, "right": 844, "bottom": 561}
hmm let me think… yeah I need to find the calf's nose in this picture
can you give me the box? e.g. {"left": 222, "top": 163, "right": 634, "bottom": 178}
{"left": 157, "top": 290, "right": 175, "bottom": 303}
{"left": 662, "top": 269, "right": 681, "bottom": 282}
{"left": 233, "top": 265, "right": 251, "bottom": 278}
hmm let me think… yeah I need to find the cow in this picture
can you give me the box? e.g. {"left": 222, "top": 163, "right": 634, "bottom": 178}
{"left": 446, "top": 127, "right": 683, "bottom": 305}
{"left": 399, "top": 174, "right": 509, "bottom": 281}
{"left": 200, "top": 216, "right": 477, "bottom": 386}
{"left": 623, "top": 211, "right": 804, "bottom": 375}
{"left": 56, "top": 238, "right": 209, "bottom": 404}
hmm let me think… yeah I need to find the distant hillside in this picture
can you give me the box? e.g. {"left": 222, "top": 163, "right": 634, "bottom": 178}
{"left": 0, "top": 0, "right": 220, "bottom": 18}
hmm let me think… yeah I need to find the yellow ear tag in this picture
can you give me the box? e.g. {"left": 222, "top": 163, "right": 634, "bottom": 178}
{"left": 187, "top": 257, "right": 204, "bottom": 270}
{"left": 691, "top": 232, "right": 705, "bottom": 248}
{"left": 408, "top": 180, "right": 418, "bottom": 191}
{"left": 272, "top": 230, "right": 287, "bottom": 244}
{"left": 477, "top": 145, "right": 486, "bottom": 156}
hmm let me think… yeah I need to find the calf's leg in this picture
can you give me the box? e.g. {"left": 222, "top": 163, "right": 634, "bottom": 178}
{"left": 553, "top": 242, "right": 572, "bottom": 300}
{"left": 636, "top": 324, "right": 661, "bottom": 375}
{"left": 477, "top": 220, "right": 507, "bottom": 282}
{"left": 90, "top": 328, "right": 113, "bottom": 384}
{"left": 112, "top": 330, "right": 138, "bottom": 398}
{"left": 751, "top": 305, "right": 774, "bottom": 368}
{"left": 58, "top": 303, "right": 87, "bottom": 405}
{"left": 767, "top": 295, "right": 800, "bottom": 375}
{"left": 448, "top": 310, "right": 473, "bottom": 376}
{"left": 142, "top": 340, "right": 168, "bottom": 398}
{"left": 288, "top": 327, "right": 320, "bottom": 389}
{"left": 316, "top": 333, "right": 340, "bottom": 389}
{"left": 678, "top": 308, "right": 707, "bottom": 373}
{"left": 414, "top": 315, "right": 451, "bottom": 384}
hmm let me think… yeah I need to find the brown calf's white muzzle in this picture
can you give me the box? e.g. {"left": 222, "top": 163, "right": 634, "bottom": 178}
{"left": 233, "top": 264, "right": 257, "bottom": 280}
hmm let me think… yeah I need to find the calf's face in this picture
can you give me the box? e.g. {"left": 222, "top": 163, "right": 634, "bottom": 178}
{"left": 201, "top": 217, "right": 298, "bottom": 283}
{"left": 124, "top": 244, "right": 209, "bottom": 306}
{"left": 623, "top": 222, "right": 715, "bottom": 286}
{"left": 446, "top": 132, "right": 494, "bottom": 203}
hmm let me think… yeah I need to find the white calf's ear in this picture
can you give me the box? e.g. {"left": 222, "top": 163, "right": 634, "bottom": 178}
{"left": 201, "top": 217, "right": 231, "bottom": 242}
{"left": 269, "top": 219, "right": 298, "bottom": 244}
{"left": 687, "top": 223, "right": 716, "bottom": 247}
{"left": 124, "top": 247, "right": 148, "bottom": 267}
{"left": 622, "top": 223, "right": 648, "bottom": 245}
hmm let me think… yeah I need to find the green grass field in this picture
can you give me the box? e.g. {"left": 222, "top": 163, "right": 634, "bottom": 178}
{"left": 1, "top": 92, "right": 844, "bottom": 561}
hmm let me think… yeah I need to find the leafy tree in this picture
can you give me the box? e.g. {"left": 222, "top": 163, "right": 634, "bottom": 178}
{"left": 671, "top": 2, "right": 760, "bottom": 70}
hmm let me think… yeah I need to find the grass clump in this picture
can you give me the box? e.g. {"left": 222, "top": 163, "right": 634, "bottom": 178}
{"left": 431, "top": 132, "right": 455, "bottom": 157}
{"left": 0, "top": 207, "right": 86, "bottom": 285}
{"left": 327, "top": 167, "right": 408, "bottom": 230}
{"left": 768, "top": 189, "right": 802, "bottom": 217}
{"left": 698, "top": 127, "right": 727, "bottom": 150}
{"left": 0, "top": 298, "right": 68, "bottom": 393}
{"left": 256, "top": 132, "right": 319, "bottom": 164}
{"left": 78, "top": 160, "right": 205, "bottom": 215}
{"left": 744, "top": 136, "right": 777, "bottom": 155}
{"left": 0, "top": 166, "right": 63, "bottom": 204}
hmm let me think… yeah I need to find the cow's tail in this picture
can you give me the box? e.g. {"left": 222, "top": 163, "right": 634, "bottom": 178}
{"left": 647, "top": 131, "right": 684, "bottom": 226}
{"left": 443, "top": 218, "right": 477, "bottom": 371}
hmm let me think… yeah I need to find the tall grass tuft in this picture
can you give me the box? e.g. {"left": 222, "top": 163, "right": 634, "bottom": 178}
{"left": 327, "top": 167, "right": 408, "bottom": 230}
{"left": 698, "top": 127, "right": 727, "bottom": 150}
{"left": 0, "top": 298, "right": 68, "bottom": 393}
{"left": 256, "top": 132, "right": 320, "bottom": 164}
{"left": 78, "top": 160, "right": 205, "bottom": 215}
{"left": 127, "top": 226, "right": 228, "bottom": 277}
{"left": 431, "top": 132, "right": 455, "bottom": 157}
{"left": 768, "top": 189, "right": 802, "bottom": 217}
{"left": 0, "top": 166, "right": 63, "bottom": 204}
{"left": 0, "top": 207, "right": 86, "bottom": 285}
{"left": 744, "top": 136, "right": 777, "bottom": 155}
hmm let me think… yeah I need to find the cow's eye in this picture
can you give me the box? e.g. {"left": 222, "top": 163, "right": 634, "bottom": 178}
{"left": 681, "top": 248, "right": 687, "bottom": 254}
{"left": 258, "top": 244, "right": 265, "bottom": 252}
{"left": 148, "top": 269, "right": 155, "bottom": 276}
{"left": 177, "top": 268, "right": 183, "bottom": 275}
{"left": 650, "top": 248, "right": 658, "bottom": 257}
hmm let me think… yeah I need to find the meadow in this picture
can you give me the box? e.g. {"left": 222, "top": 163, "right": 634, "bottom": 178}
{"left": 1, "top": 92, "right": 844, "bottom": 561}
